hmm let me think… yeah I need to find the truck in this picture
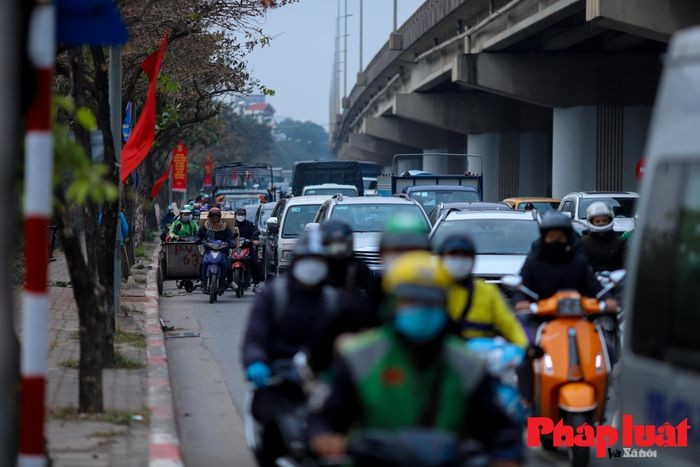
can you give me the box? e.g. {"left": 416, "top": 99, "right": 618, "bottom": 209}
{"left": 376, "top": 154, "right": 483, "bottom": 200}
{"left": 291, "top": 160, "right": 364, "bottom": 196}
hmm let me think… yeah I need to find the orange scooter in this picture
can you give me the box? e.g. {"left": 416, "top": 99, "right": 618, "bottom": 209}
{"left": 502, "top": 271, "right": 624, "bottom": 467}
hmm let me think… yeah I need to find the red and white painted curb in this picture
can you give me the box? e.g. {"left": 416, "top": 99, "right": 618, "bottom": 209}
{"left": 145, "top": 248, "right": 184, "bottom": 467}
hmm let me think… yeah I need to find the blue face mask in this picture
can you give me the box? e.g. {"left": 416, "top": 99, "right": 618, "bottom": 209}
{"left": 394, "top": 306, "right": 448, "bottom": 343}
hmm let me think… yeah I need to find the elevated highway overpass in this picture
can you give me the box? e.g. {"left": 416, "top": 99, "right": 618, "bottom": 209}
{"left": 330, "top": 0, "right": 699, "bottom": 200}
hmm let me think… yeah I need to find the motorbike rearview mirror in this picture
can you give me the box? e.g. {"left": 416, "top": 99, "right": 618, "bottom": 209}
{"left": 500, "top": 275, "right": 523, "bottom": 290}
{"left": 304, "top": 222, "right": 320, "bottom": 232}
{"left": 610, "top": 269, "right": 626, "bottom": 284}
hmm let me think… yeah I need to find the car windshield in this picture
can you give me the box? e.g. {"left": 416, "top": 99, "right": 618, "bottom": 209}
{"left": 282, "top": 204, "right": 321, "bottom": 238}
{"left": 303, "top": 188, "right": 357, "bottom": 197}
{"left": 409, "top": 190, "right": 479, "bottom": 209}
{"left": 578, "top": 197, "right": 637, "bottom": 219}
{"left": 432, "top": 219, "right": 540, "bottom": 255}
{"left": 330, "top": 204, "right": 429, "bottom": 233}
{"left": 363, "top": 179, "right": 377, "bottom": 190}
{"left": 223, "top": 198, "right": 259, "bottom": 210}
{"left": 517, "top": 202, "right": 559, "bottom": 213}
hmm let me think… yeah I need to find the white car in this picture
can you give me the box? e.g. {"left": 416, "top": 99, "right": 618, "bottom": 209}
{"left": 301, "top": 183, "right": 358, "bottom": 197}
{"left": 557, "top": 191, "right": 638, "bottom": 233}
{"left": 312, "top": 195, "right": 430, "bottom": 274}
{"left": 265, "top": 195, "right": 332, "bottom": 276}
{"left": 429, "top": 210, "right": 540, "bottom": 283}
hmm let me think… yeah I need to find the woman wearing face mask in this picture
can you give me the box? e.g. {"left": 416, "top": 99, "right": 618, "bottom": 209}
{"left": 514, "top": 212, "right": 602, "bottom": 313}
{"left": 241, "top": 229, "right": 342, "bottom": 465}
{"left": 438, "top": 235, "right": 528, "bottom": 348}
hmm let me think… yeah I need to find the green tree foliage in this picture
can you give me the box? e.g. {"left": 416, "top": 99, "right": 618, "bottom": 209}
{"left": 271, "top": 119, "right": 328, "bottom": 167}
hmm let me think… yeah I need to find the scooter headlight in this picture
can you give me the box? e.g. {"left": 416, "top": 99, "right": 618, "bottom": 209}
{"left": 595, "top": 353, "right": 603, "bottom": 374}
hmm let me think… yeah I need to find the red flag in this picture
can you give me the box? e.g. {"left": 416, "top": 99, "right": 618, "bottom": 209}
{"left": 203, "top": 155, "right": 213, "bottom": 188}
{"left": 121, "top": 34, "right": 169, "bottom": 183}
{"left": 150, "top": 160, "right": 172, "bottom": 198}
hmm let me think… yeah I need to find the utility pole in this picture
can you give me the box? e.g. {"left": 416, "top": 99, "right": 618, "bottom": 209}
{"left": 109, "top": 46, "right": 121, "bottom": 318}
{"left": 343, "top": 0, "right": 348, "bottom": 98}
{"left": 359, "top": 0, "right": 363, "bottom": 72}
{"left": 393, "top": 0, "right": 398, "bottom": 32}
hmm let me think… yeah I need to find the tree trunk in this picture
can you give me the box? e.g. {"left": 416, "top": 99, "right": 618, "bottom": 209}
{"left": 90, "top": 46, "right": 119, "bottom": 366}
{"left": 55, "top": 196, "right": 104, "bottom": 413}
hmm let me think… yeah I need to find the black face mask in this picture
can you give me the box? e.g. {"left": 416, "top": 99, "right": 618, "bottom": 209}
{"left": 542, "top": 241, "right": 571, "bottom": 262}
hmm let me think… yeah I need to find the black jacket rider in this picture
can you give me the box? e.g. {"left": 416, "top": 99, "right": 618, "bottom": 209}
{"left": 581, "top": 230, "right": 626, "bottom": 273}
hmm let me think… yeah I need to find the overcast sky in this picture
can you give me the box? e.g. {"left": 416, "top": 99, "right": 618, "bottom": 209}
{"left": 246, "top": 0, "right": 425, "bottom": 128}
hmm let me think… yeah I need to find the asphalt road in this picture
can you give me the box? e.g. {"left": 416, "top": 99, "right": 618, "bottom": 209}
{"left": 160, "top": 278, "right": 618, "bottom": 467}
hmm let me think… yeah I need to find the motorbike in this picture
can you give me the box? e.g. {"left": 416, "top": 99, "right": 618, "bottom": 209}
{"left": 231, "top": 237, "right": 253, "bottom": 298}
{"left": 465, "top": 337, "right": 527, "bottom": 426}
{"left": 201, "top": 240, "right": 228, "bottom": 304}
{"left": 595, "top": 270, "right": 626, "bottom": 363}
{"left": 341, "top": 431, "right": 489, "bottom": 467}
{"left": 244, "top": 352, "right": 314, "bottom": 467}
{"left": 501, "top": 270, "right": 625, "bottom": 467}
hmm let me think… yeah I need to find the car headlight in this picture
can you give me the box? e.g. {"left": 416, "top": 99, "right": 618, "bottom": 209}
{"left": 282, "top": 250, "right": 294, "bottom": 261}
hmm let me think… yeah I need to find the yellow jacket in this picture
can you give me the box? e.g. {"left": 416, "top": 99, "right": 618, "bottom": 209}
{"left": 448, "top": 280, "right": 529, "bottom": 348}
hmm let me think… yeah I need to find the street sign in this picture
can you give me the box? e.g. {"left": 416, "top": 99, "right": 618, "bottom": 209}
{"left": 56, "top": 0, "right": 128, "bottom": 45}
{"left": 203, "top": 156, "right": 213, "bottom": 188}
{"left": 172, "top": 142, "right": 188, "bottom": 193}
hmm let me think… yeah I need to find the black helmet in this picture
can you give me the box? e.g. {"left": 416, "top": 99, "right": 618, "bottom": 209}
{"left": 293, "top": 229, "right": 326, "bottom": 260}
{"left": 320, "top": 220, "right": 354, "bottom": 259}
{"left": 235, "top": 208, "right": 247, "bottom": 217}
{"left": 539, "top": 212, "right": 573, "bottom": 236}
{"left": 436, "top": 234, "right": 476, "bottom": 256}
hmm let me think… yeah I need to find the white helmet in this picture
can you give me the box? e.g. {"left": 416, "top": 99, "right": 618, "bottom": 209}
{"left": 586, "top": 202, "right": 613, "bottom": 233}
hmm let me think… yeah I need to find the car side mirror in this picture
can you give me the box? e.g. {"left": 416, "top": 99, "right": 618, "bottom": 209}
{"left": 560, "top": 211, "right": 572, "bottom": 219}
{"left": 267, "top": 217, "right": 279, "bottom": 233}
{"left": 304, "top": 222, "right": 320, "bottom": 232}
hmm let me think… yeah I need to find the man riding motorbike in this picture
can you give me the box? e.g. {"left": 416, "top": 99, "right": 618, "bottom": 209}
{"left": 196, "top": 207, "right": 234, "bottom": 290}
{"left": 320, "top": 220, "right": 379, "bottom": 298}
{"left": 169, "top": 204, "right": 199, "bottom": 241}
{"left": 234, "top": 207, "right": 262, "bottom": 292}
{"left": 580, "top": 201, "right": 626, "bottom": 273}
{"left": 242, "top": 230, "right": 341, "bottom": 466}
{"left": 438, "top": 234, "right": 528, "bottom": 348}
{"left": 308, "top": 251, "right": 523, "bottom": 466}
{"left": 514, "top": 212, "right": 604, "bottom": 313}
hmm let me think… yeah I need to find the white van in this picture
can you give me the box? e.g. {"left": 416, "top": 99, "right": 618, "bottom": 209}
{"left": 620, "top": 26, "right": 700, "bottom": 466}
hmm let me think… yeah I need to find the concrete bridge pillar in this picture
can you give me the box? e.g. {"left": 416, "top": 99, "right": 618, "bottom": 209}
{"left": 552, "top": 106, "right": 597, "bottom": 198}
{"left": 467, "top": 134, "right": 500, "bottom": 202}
{"left": 518, "top": 133, "right": 550, "bottom": 197}
{"left": 622, "top": 106, "right": 652, "bottom": 191}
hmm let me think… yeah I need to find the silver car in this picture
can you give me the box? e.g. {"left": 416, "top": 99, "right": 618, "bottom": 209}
{"left": 557, "top": 191, "right": 638, "bottom": 233}
{"left": 429, "top": 210, "right": 540, "bottom": 284}
{"left": 312, "top": 195, "right": 430, "bottom": 274}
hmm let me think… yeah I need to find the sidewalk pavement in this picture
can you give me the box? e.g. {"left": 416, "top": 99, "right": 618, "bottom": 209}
{"left": 43, "top": 247, "right": 157, "bottom": 466}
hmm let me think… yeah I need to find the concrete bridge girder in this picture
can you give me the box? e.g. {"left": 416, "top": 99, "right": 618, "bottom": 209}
{"left": 587, "top": 0, "right": 700, "bottom": 43}
{"left": 391, "top": 92, "right": 551, "bottom": 136}
{"left": 452, "top": 53, "right": 661, "bottom": 108}
{"left": 347, "top": 134, "right": 420, "bottom": 164}
{"left": 338, "top": 141, "right": 392, "bottom": 167}
{"left": 361, "top": 117, "right": 467, "bottom": 154}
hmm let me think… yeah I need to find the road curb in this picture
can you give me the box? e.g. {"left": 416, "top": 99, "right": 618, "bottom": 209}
{"left": 145, "top": 247, "right": 185, "bottom": 467}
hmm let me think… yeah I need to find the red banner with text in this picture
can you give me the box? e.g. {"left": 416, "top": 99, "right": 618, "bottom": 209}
{"left": 203, "top": 155, "right": 213, "bottom": 188}
{"left": 172, "top": 142, "right": 187, "bottom": 193}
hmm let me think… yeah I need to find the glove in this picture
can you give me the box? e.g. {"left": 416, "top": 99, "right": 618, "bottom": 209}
{"left": 246, "top": 362, "right": 270, "bottom": 388}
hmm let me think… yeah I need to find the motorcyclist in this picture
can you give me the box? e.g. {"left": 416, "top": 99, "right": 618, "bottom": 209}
{"left": 438, "top": 234, "right": 528, "bottom": 348}
{"left": 234, "top": 207, "right": 262, "bottom": 292}
{"left": 581, "top": 202, "right": 626, "bottom": 272}
{"left": 320, "top": 220, "right": 378, "bottom": 297}
{"left": 242, "top": 229, "right": 341, "bottom": 466}
{"left": 196, "top": 207, "right": 234, "bottom": 290}
{"left": 168, "top": 205, "right": 199, "bottom": 241}
{"left": 379, "top": 213, "right": 431, "bottom": 270}
{"left": 308, "top": 251, "right": 523, "bottom": 466}
{"left": 514, "top": 212, "right": 603, "bottom": 313}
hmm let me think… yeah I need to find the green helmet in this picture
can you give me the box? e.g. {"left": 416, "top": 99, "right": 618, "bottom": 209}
{"left": 180, "top": 204, "right": 194, "bottom": 214}
{"left": 380, "top": 213, "right": 430, "bottom": 252}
